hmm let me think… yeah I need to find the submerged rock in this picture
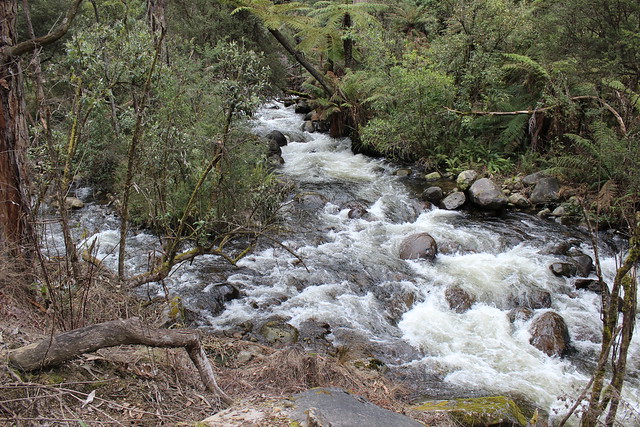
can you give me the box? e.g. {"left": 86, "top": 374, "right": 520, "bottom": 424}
{"left": 399, "top": 232, "right": 438, "bottom": 260}
{"left": 445, "top": 286, "right": 476, "bottom": 313}
{"left": 510, "top": 287, "right": 552, "bottom": 310}
{"left": 290, "top": 387, "right": 423, "bottom": 427}
{"left": 468, "top": 178, "right": 508, "bottom": 210}
{"left": 529, "top": 311, "right": 570, "bottom": 357}
{"left": 414, "top": 396, "right": 530, "bottom": 427}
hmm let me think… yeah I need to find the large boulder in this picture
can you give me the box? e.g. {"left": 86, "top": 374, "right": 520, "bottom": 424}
{"left": 522, "top": 171, "right": 548, "bottom": 186}
{"left": 456, "top": 170, "right": 478, "bottom": 191}
{"left": 468, "top": 178, "right": 508, "bottom": 210}
{"left": 510, "top": 287, "right": 552, "bottom": 310}
{"left": 570, "top": 253, "right": 594, "bottom": 277}
{"left": 290, "top": 388, "right": 424, "bottom": 427}
{"left": 399, "top": 233, "right": 438, "bottom": 260}
{"left": 423, "top": 186, "right": 444, "bottom": 204}
{"left": 441, "top": 191, "right": 466, "bottom": 210}
{"left": 530, "top": 177, "right": 560, "bottom": 204}
{"left": 266, "top": 130, "right": 287, "bottom": 147}
{"left": 414, "top": 396, "right": 530, "bottom": 427}
{"left": 529, "top": 311, "right": 570, "bottom": 357}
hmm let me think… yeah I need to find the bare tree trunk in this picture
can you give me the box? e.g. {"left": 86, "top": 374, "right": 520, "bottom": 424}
{"left": 7, "top": 317, "right": 233, "bottom": 406}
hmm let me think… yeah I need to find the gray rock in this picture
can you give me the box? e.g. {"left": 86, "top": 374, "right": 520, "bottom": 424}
{"left": 456, "top": 170, "right": 478, "bottom": 191}
{"left": 529, "top": 311, "right": 571, "bottom": 357}
{"left": 294, "top": 192, "right": 328, "bottom": 209}
{"left": 571, "top": 253, "right": 594, "bottom": 277}
{"left": 510, "top": 287, "right": 552, "bottom": 310}
{"left": 423, "top": 186, "right": 444, "bottom": 204}
{"left": 551, "top": 206, "right": 567, "bottom": 216}
{"left": 441, "top": 191, "right": 466, "bottom": 210}
{"left": 445, "top": 286, "right": 476, "bottom": 313}
{"left": 550, "top": 262, "right": 577, "bottom": 277}
{"left": 530, "top": 177, "right": 560, "bottom": 204}
{"left": 468, "top": 178, "right": 508, "bottom": 210}
{"left": 302, "top": 120, "right": 315, "bottom": 133}
{"left": 348, "top": 206, "right": 368, "bottom": 219}
{"left": 290, "top": 387, "right": 423, "bottom": 427}
{"left": 266, "top": 130, "right": 288, "bottom": 147}
{"left": 395, "top": 168, "right": 412, "bottom": 177}
{"left": 522, "top": 171, "right": 548, "bottom": 185}
{"left": 399, "top": 233, "right": 438, "bottom": 260}
{"left": 508, "top": 193, "right": 530, "bottom": 208}
{"left": 258, "top": 319, "right": 299, "bottom": 345}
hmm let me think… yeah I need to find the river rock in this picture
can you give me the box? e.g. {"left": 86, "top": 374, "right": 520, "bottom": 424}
{"left": 530, "top": 177, "right": 560, "bottom": 204}
{"left": 258, "top": 319, "right": 299, "bottom": 345}
{"left": 294, "top": 100, "right": 312, "bottom": 114}
{"left": 456, "top": 170, "right": 478, "bottom": 191}
{"left": 399, "top": 233, "right": 438, "bottom": 260}
{"left": 508, "top": 307, "right": 534, "bottom": 323}
{"left": 424, "top": 171, "right": 441, "bottom": 181}
{"left": 267, "top": 135, "right": 282, "bottom": 157}
{"left": 529, "top": 311, "right": 570, "bottom": 357}
{"left": 511, "top": 287, "right": 552, "bottom": 310}
{"left": 294, "top": 192, "right": 328, "bottom": 209}
{"left": 302, "top": 120, "right": 315, "bottom": 133}
{"left": 508, "top": 193, "right": 530, "bottom": 208}
{"left": 64, "top": 197, "right": 84, "bottom": 209}
{"left": 441, "top": 191, "right": 466, "bottom": 210}
{"left": 266, "top": 130, "right": 287, "bottom": 147}
{"left": 468, "top": 178, "right": 508, "bottom": 210}
{"left": 290, "top": 387, "right": 424, "bottom": 427}
{"left": 574, "top": 278, "right": 602, "bottom": 293}
{"left": 423, "top": 186, "right": 444, "bottom": 204}
{"left": 395, "top": 168, "right": 412, "bottom": 177}
{"left": 549, "top": 262, "right": 577, "bottom": 277}
{"left": 445, "top": 286, "right": 476, "bottom": 313}
{"left": 570, "top": 253, "right": 593, "bottom": 277}
{"left": 522, "top": 171, "right": 548, "bottom": 186}
{"left": 348, "top": 206, "right": 368, "bottom": 219}
{"left": 414, "top": 396, "right": 529, "bottom": 427}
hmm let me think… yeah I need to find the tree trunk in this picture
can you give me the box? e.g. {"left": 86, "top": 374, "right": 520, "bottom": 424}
{"left": 7, "top": 317, "right": 233, "bottom": 406}
{"left": 0, "top": 1, "right": 33, "bottom": 256}
{"left": 0, "top": 0, "right": 84, "bottom": 257}
{"left": 268, "top": 27, "right": 333, "bottom": 97}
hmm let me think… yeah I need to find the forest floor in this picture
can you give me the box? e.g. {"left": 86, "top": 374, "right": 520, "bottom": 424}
{"left": 0, "top": 260, "right": 455, "bottom": 426}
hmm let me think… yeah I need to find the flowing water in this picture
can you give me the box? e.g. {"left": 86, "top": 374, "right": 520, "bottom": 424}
{"left": 47, "top": 102, "right": 640, "bottom": 424}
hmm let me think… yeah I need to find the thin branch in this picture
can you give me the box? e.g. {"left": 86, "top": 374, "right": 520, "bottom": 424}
{"left": 3, "top": 0, "right": 85, "bottom": 58}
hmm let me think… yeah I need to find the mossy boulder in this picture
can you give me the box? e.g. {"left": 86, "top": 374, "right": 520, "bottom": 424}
{"left": 414, "top": 396, "right": 529, "bottom": 426}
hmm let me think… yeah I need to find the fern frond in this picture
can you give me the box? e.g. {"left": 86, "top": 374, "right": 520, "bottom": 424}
{"left": 502, "top": 53, "right": 550, "bottom": 84}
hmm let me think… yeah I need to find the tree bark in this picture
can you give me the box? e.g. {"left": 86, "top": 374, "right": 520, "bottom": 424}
{"left": 0, "top": 0, "right": 85, "bottom": 256}
{"left": 7, "top": 317, "right": 233, "bottom": 406}
{"left": 268, "top": 28, "right": 333, "bottom": 97}
{"left": 0, "top": 1, "right": 34, "bottom": 256}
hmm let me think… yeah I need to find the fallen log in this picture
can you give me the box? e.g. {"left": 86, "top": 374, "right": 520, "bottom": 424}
{"left": 6, "top": 317, "right": 232, "bottom": 406}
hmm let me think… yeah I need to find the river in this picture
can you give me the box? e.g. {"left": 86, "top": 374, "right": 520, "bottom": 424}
{"left": 49, "top": 101, "right": 639, "bottom": 424}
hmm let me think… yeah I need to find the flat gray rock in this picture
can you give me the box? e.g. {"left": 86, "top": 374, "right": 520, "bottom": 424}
{"left": 290, "top": 387, "right": 423, "bottom": 427}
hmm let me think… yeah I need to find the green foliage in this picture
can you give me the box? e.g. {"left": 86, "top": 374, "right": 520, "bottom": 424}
{"left": 359, "top": 51, "right": 456, "bottom": 161}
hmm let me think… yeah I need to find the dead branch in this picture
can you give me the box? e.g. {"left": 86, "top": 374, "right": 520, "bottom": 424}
{"left": 5, "top": 317, "right": 232, "bottom": 406}
{"left": 444, "top": 95, "right": 627, "bottom": 135}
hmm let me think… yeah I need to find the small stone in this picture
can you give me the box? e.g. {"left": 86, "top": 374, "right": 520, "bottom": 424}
{"left": 424, "top": 172, "right": 442, "bottom": 181}
{"left": 236, "top": 350, "right": 253, "bottom": 364}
